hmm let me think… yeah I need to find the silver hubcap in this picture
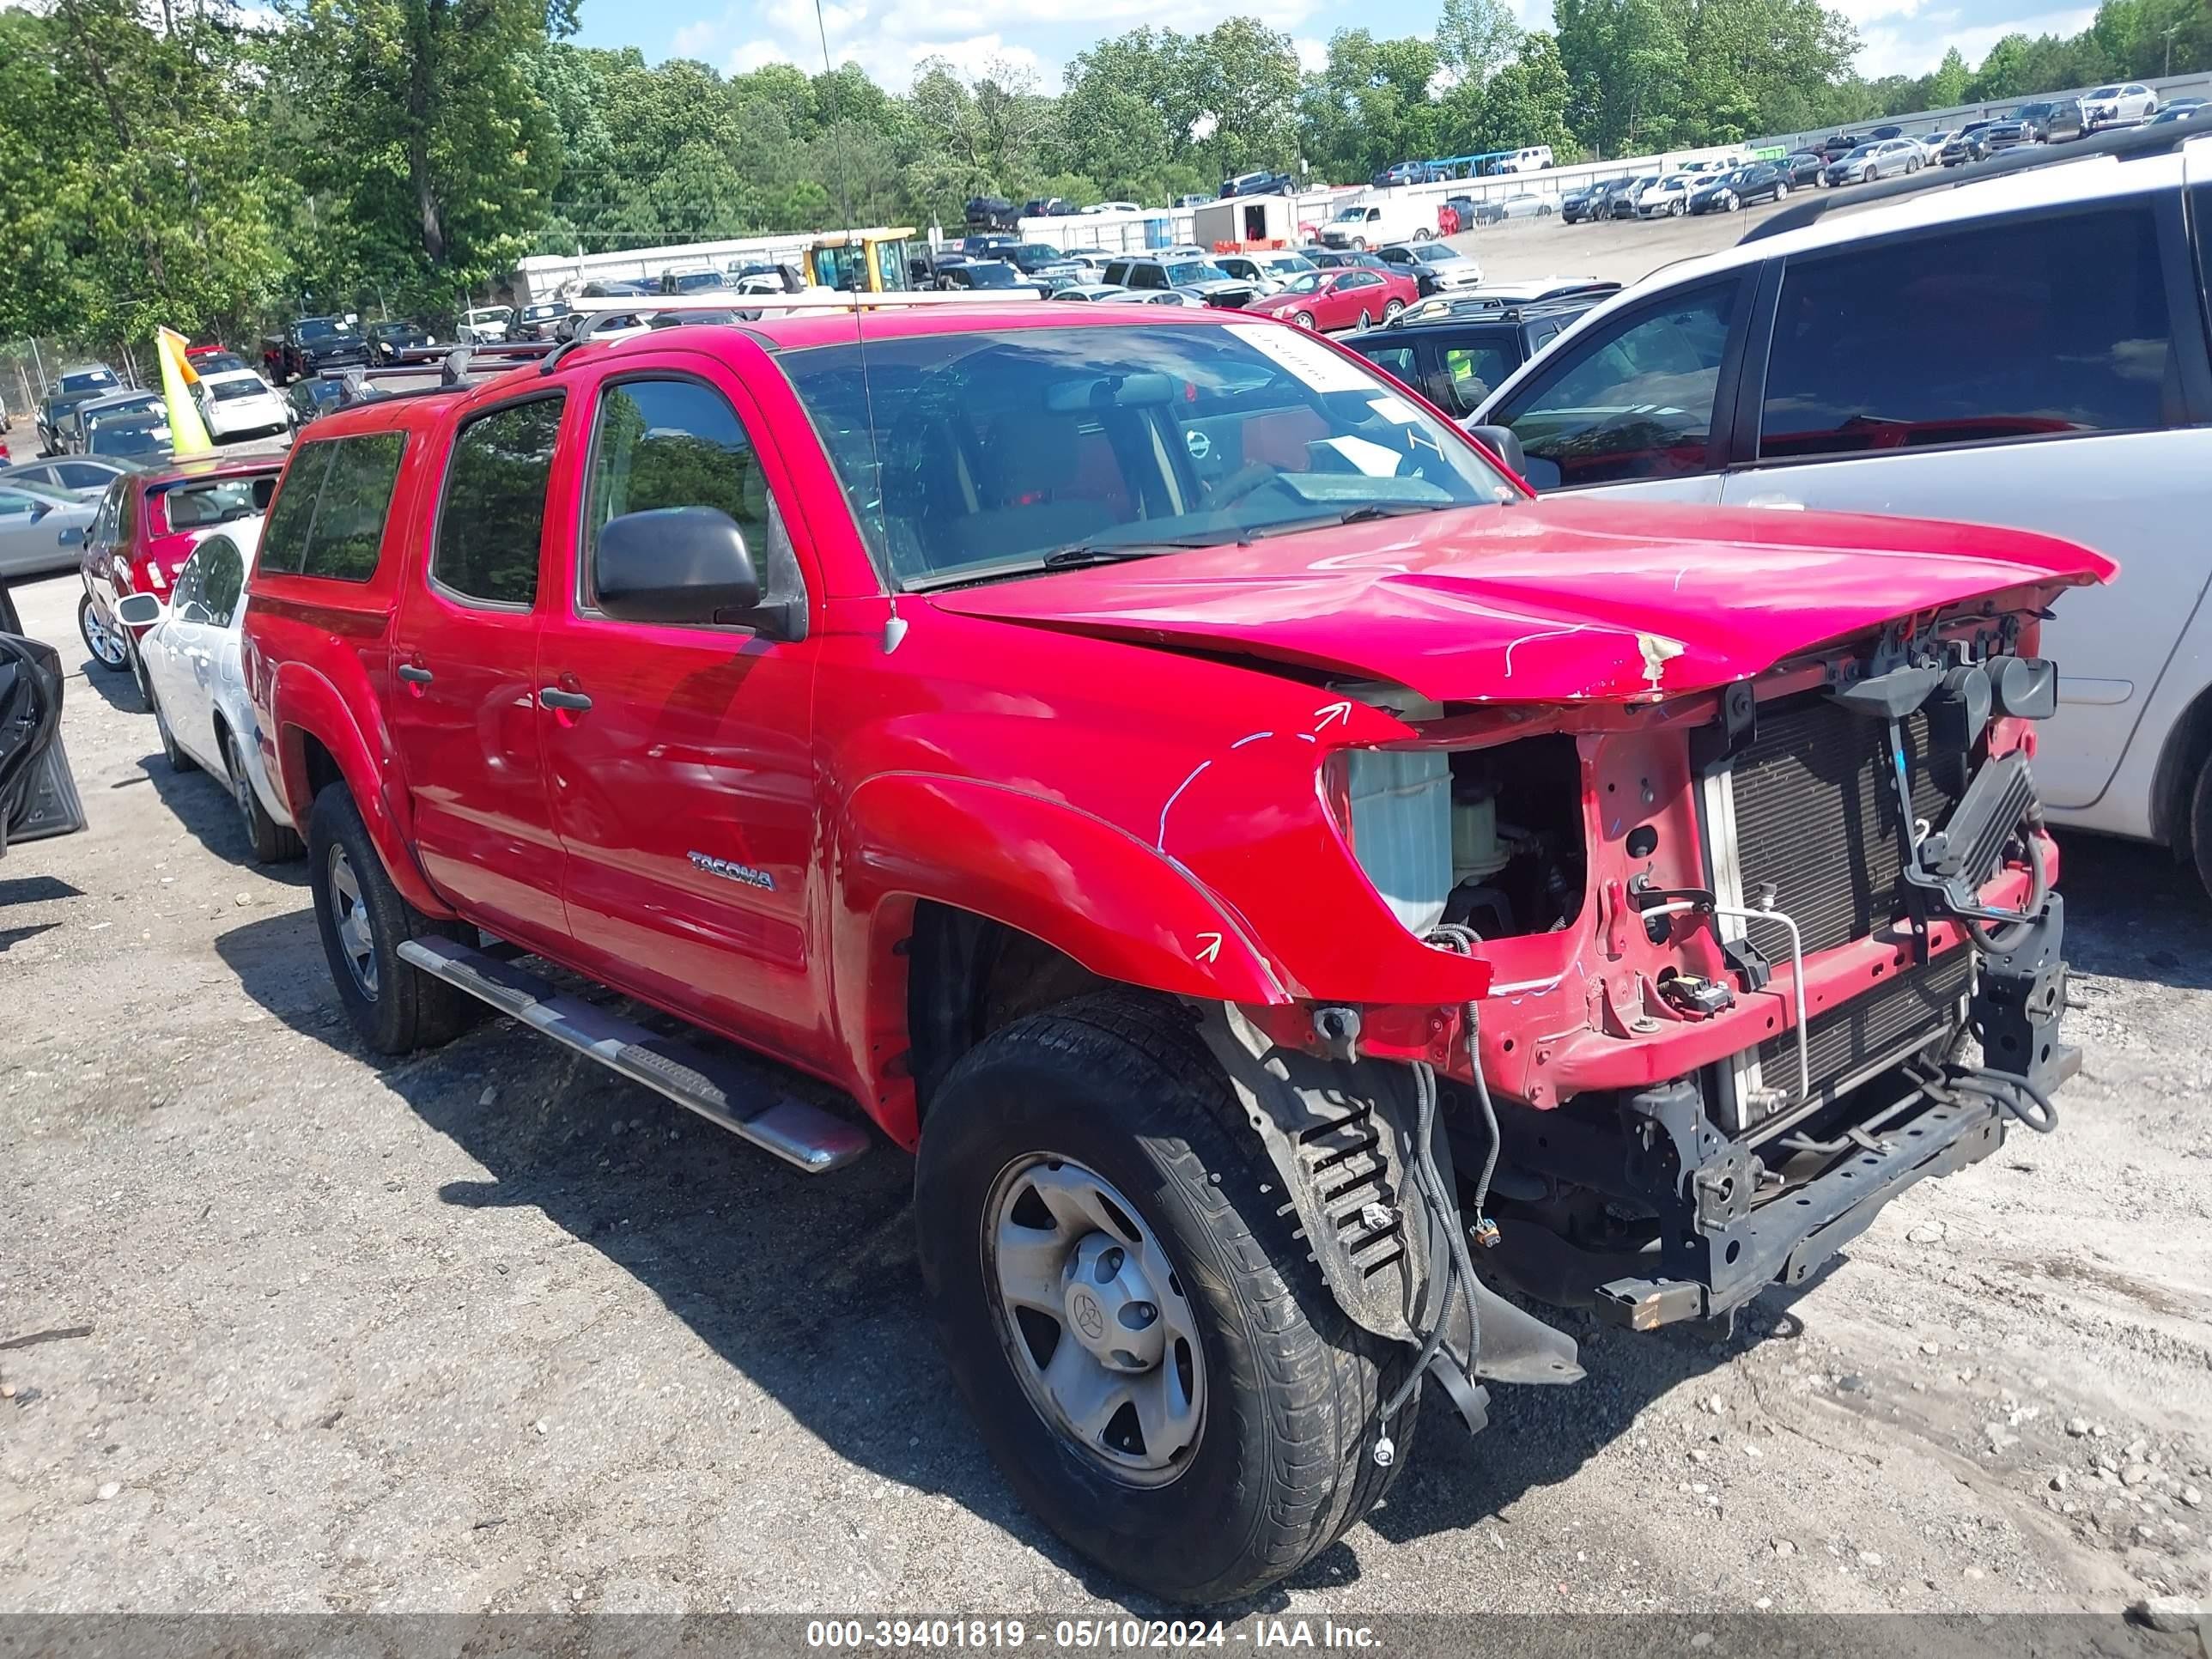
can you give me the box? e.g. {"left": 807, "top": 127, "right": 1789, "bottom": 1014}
{"left": 84, "top": 607, "right": 125, "bottom": 666}
{"left": 229, "top": 740, "right": 256, "bottom": 830}
{"left": 986, "top": 1157, "right": 1204, "bottom": 1484}
{"left": 327, "top": 845, "right": 377, "bottom": 998}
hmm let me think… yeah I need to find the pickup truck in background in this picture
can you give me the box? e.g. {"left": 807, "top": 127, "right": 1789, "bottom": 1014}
{"left": 241, "top": 299, "right": 2099, "bottom": 1603}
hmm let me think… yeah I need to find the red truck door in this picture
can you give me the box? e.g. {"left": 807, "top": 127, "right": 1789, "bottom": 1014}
{"left": 534, "top": 362, "right": 824, "bottom": 1063}
{"left": 386, "top": 392, "right": 574, "bottom": 955}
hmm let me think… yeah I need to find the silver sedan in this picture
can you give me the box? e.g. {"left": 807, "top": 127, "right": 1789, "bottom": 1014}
{"left": 0, "top": 483, "right": 95, "bottom": 580}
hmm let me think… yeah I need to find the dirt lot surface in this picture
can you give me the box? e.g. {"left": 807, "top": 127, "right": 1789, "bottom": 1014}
{"left": 3, "top": 438, "right": 2210, "bottom": 1620}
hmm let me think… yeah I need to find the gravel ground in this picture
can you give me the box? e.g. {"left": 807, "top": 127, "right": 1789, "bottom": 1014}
{"left": 3, "top": 513, "right": 2209, "bottom": 1620}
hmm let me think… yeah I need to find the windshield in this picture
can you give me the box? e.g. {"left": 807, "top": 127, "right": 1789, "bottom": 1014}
{"left": 1281, "top": 272, "right": 1329, "bottom": 294}
{"left": 297, "top": 319, "right": 340, "bottom": 341}
{"left": 88, "top": 394, "right": 161, "bottom": 425}
{"left": 2086, "top": 88, "right": 2118, "bottom": 100}
{"left": 61, "top": 368, "right": 118, "bottom": 393}
{"left": 1166, "top": 262, "right": 1230, "bottom": 285}
{"left": 94, "top": 419, "right": 168, "bottom": 456}
{"left": 965, "top": 264, "right": 1022, "bottom": 288}
{"left": 1012, "top": 246, "right": 1063, "bottom": 269}
{"left": 1265, "top": 255, "right": 1316, "bottom": 274}
{"left": 1332, "top": 207, "right": 1366, "bottom": 222}
{"left": 780, "top": 323, "right": 1515, "bottom": 592}
{"left": 1843, "top": 146, "right": 1875, "bottom": 160}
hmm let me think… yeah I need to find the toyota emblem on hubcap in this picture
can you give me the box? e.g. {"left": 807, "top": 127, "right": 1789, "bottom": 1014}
{"left": 1070, "top": 1289, "right": 1106, "bottom": 1341}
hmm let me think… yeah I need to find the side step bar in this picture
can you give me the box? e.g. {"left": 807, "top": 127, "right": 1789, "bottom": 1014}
{"left": 395, "top": 935, "right": 870, "bottom": 1173}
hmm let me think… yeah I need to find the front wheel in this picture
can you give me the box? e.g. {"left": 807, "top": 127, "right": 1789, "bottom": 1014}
{"left": 150, "top": 684, "right": 195, "bottom": 772}
{"left": 1669, "top": 198, "right": 1686, "bottom": 216}
{"left": 1291, "top": 310, "right": 1316, "bottom": 330}
{"left": 2189, "top": 755, "right": 2212, "bottom": 901}
{"left": 915, "top": 994, "right": 1417, "bottom": 1604}
{"left": 1350, "top": 236, "right": 1368, "bottom": 251}
{"left": 1412, "top": 226, "right": 1433, "bottom": 241}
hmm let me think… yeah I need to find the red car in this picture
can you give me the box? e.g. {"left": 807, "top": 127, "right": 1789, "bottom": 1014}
{"left": 243, "top": 301, "right": 2097, "bottom": 1603}
{"left": 1243, "top": 264, "right": 1421, "bottom": 331}
{"left": 76, "top": 454, "right": 282, "bottom": 689}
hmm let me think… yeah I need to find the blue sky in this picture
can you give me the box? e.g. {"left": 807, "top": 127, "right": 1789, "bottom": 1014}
{"left": 572, "top": 0, "right": 2100, "bottom": 98}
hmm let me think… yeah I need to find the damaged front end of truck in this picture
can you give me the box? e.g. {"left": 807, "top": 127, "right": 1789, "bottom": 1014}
{"left": 945, "top": 502, "right": 2111, "bottom": 1449}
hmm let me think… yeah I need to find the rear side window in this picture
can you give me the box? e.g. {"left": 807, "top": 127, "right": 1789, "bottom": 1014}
{"left": 256, "top": 444, "right": 333, "bottom": 576}
{"left": 255, "top": 434, "right": 404, "bottom": 581}
{"left": 304, "top": 434, "right": 404, "bottom": 580}
{"left": 434, "top": 397, "right": 562, "bottom": 607}
{"left": 1759, "top": 203, "right": 2176, "bottom": 459}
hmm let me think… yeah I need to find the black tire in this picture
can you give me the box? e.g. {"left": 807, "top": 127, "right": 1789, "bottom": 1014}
{"left": 306, "top": 782, "right": 480, "bottom": 1055}
{"left": 149, "top": 684, "right": 195, "bottom": 771}
{"left": 226, "top": 728, "right": 302, "bottom": 864}
{"left": 2189, "top": 754, "right": 2212, "bottom": 901}
{"left": 78, "top": 593, "right": 131, "bottom": 674}
{"left": 915, "top": 993, "right": 1418, "bottom": 1604}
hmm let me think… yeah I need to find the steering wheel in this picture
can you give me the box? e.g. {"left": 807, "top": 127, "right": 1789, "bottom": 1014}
{"left": 1206, "top": 464, "right": 1282, "bottom": 509}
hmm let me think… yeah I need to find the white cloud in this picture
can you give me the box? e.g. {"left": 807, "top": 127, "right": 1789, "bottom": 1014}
{"left": 1848, "top": 0, "right": 2095, "bottom": 76}
{"left": 1292, "top": 33, "right": 1328, "bottom": 71}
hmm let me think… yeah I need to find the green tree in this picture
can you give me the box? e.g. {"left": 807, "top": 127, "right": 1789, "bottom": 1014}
{"left": 1462, "top": 30, "right": 1578, "bottom": 154}
{"left": 1435, "top": 0, "right": 1525, "bottom": 85}
{"left": 1555, "top": 0, "right": 1687, "bottom": 155}
{"left": 1182, "top": 18, "right": 1304, "bottom": 177}
{"left": 1299, "top": 30, "right": 1444, "bottom": 181}
{"left": 272, "top": 0, "right": 570, "bottom": 302}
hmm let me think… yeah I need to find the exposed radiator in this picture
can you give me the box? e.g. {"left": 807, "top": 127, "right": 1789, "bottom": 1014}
{"left": 1728, "top": 696, "right": 1965, "bottom": 956}
{"left": 1756, "top": 949, "right": 1972, "bottom": 1097}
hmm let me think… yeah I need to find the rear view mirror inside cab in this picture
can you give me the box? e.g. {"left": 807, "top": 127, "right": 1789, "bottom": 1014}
{"left": 1042, "top": 372, "right": 1176, "bottom": 414}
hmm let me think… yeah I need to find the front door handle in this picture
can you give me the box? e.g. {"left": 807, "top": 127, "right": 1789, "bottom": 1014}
{"left": 538, "top": 687, "right": 592, "bottom": 712}
{"left": 397, "top": 663, "right": 434, "bottom": 684}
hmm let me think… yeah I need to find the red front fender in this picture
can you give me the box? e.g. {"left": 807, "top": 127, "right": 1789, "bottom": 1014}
{"left": 830, "top": 774, "right": 1292, "bottom": 1146}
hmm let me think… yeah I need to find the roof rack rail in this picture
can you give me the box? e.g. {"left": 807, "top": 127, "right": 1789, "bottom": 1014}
{"left": 1742, "top": 120, "right": 2203, "bottom": 244}
{"left": 564, "top": 290, "right": 1042, "bottom": 321}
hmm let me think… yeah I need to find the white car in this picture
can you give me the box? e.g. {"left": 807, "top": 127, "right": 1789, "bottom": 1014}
{"left": 2081, "top": 83, "right": 2156, "bottom": 127}
{"left": 1470, "top": 129, "right": 2212, "bottom": 889}
{"left": 1213, "top": 251, "right": 1321, "bottom": 295}
{"left": 192, "top": 368, "right": 287, "bottom": 443}
{"left": 1918, "top": 129, "right": 1956, "bottom": 161}
{"left": 1082, "top": 201, "right": 1141, "bottom": 215}
{"left": 458, "top": 306, "right": 513, "bottom": 343}
{"left": 114, "top": 519, "right": 301, "bottom": 863}
{"left": 1634, "top": 174, "right": 1698, "bottom": 217}
{"left": 1383, "top": 242, "right": 1486, "bottom": 291}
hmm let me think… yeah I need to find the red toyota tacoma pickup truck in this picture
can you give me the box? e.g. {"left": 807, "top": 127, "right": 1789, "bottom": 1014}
{"left": 242, "top": 301, "right": 2105, "bottom": 1602}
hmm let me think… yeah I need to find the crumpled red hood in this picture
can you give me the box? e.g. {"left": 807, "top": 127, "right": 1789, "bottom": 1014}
{"left": 929, "top": 497, "right": 2115, "bottom": 704}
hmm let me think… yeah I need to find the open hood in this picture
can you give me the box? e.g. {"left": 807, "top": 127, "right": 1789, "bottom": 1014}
{"left": 929, "top": 497, "right": 2114, "bottom": 707}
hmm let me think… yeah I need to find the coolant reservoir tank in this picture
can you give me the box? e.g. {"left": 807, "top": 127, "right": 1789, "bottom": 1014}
{"left": 1453, "top": 786, "right": 1511, "bottom": 886}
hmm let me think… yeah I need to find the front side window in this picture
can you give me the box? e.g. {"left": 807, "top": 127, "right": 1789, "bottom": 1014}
{"left": 434, "top": 398, "right": 562, "bottom": 607}
{"left": 780, "top": 322, "right": 1516, "bottom": 592}
{"left": 1759, "top": 203, "right": 2174, "bottom": 460}
{"left": 1494, "top": 282, "right": 1741, "bottom": 489}
{"left": 584, "top": 378, "right": 801, "bottom": 611}
{"left": 1444, "top": 345, "right": 1514, "bottom": 412}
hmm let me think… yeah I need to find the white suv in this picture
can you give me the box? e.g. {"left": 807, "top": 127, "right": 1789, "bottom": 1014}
{"left": 1472, "top": 130, "right": 2212, "bottom": 889}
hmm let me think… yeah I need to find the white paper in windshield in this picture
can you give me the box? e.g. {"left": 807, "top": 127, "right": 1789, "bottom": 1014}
{"left": 1365, "top": 394, "right": 1420, "bottom": 425}
{"left": 1321, "top": 434, "right": 1405, "bottom": 477}
{"left": 1228, "top": 324, "right": 1376, "bottom": 394}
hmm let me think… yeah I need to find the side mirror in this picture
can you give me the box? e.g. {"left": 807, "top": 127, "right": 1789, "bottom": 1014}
{"left": 594, "top": 507, "right": 804, "bottom": 640}
{"left": 1466, "top": 422, "right": 1529, "bottom": 479}
{"left": 116, "top": 592, "right": 163, "bottom": 626}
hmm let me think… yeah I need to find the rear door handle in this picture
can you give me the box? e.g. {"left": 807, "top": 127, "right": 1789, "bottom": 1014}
{"left": 538, "top": 687, "right": 592, "bottom": 712}
{"left": 396, "top": 664, "right": 434, "bottom": 684}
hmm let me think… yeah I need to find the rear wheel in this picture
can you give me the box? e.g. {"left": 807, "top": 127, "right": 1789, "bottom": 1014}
{"left": 915, "top": 994, "right": 1418, "bottom": 1603}
{"left": 226, "top": 728, "right": 302, "bottom": 864}
{"left": 1382, "top": 299, "right": 1404, "bottom": 320}
{"left": 78, "top": 595, "right": 129, "bottom": 673}
{"left": 307, "top": 783, "right": 480, "bottom": 1055}
{"left": 1351, "top": 236, "right": 1368, "bottom": 251}
{"left": 2189, "top": 756, "right": 2212, "bottom": 901}
{"left": 1775, "top": 180, "right": 1790, "bottom": 199}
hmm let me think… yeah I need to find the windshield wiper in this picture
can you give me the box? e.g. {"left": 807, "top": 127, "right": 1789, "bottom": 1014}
{"left": 1248, "top": 501, "right": 1449, "bottom": 539}
{"left": 905, "top": 534, "right": 1236, "bottom": 593}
